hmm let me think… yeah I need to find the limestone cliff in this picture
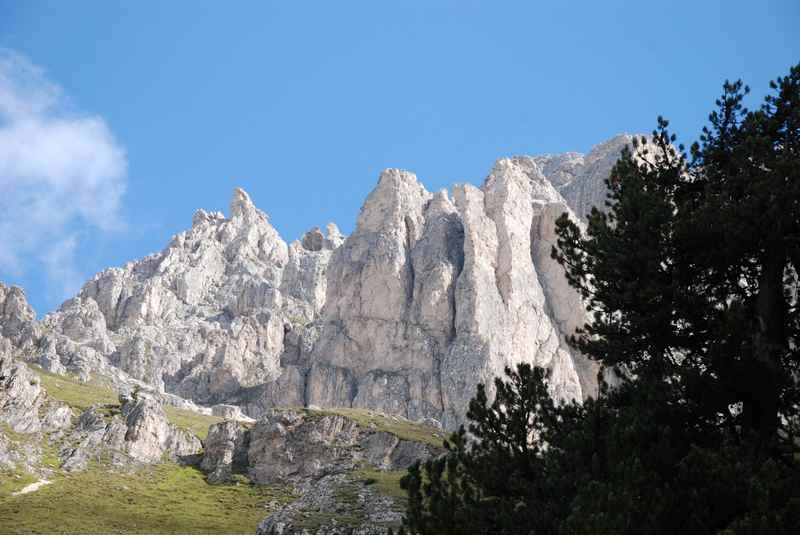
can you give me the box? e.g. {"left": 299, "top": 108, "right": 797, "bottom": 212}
{"left": 534, "top": 133, "right": 638, "bottom": 220}
{"left": 0, "top": 135, "right": 636, "bottom": 430}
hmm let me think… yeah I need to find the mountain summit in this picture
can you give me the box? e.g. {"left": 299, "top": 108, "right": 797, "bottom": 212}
{"left": 1, "top": 136, "right": 634, "bottom": 430}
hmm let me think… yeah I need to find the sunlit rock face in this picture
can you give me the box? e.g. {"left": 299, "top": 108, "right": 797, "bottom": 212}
{"left": 201, "top": 408, "right": 439, "bottom": 486}
{"left": 1, "top": 136, "right": 635, "bottom": 430}
{"left": 0, "top": 355, "right": 73, "bottom": 435}
{"left": 0, "top": 283, "right": 40, "bottom": 355}
{"left": 533, "top": 133, "right": 638, "bottom": 220}
{"left": 303, "top": 153, "right": 605, "bottom": 428}
{"left": 60, "top": 393, "right": 202, "bottom": 472}
{"left": 34, "top": 188, "right": 341, "bottom": 407}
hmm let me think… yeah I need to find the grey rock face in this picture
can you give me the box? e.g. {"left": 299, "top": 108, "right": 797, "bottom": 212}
{"left": 35, "top": 188, "right": 341, "bottom": 407}
{"left": 0, "top": 283, "right": 39, "bottom": 356}
{"left": 0, "top": 355, "right": 73, "bottom": 434}
{"left": 200, "top": 419, "right": 251, "bottom": 484}
{"left": 0, "top": 431, "right": 13, "bottom": 471}
{"left": 0, "top": 428, "right": 42, "bottom": 475}
{"left": 256, "top": 473, "right": 400, "bottom": 535}
{"left": 0, "top": 135, "right": 634, "bottom": 433}
{"left": 534, "top": 134, "right": 638, "bottom": 220}
{"left": 0, "top": 354, "right": 72, "bottom": 476}
{"left": 307, "top": 159, "right": 596, "bottom": 427}
{"left": 203, "top": 408, "right": 439, "bottom": 535}
{"left": 60, "top": 394, "right": 202, "bottom": 471}
{"left": 200, "top": 408, "right": 439, "bottom": 486}
{"left": 211, "top": 403, "right": 256, "bottom": 422}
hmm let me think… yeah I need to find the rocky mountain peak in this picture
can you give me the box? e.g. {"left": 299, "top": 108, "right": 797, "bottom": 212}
{"left": 0, "top": 135, "right": 637, "bottom": 431}
{"left": 488, "top": 155, "right": 564, "bottom": 204}
{"left": 535, "top": 133, "right": 641, "bottom": 219}
{"left": 229, "top": 186, "right": 259, "bottom": 220}
{"left": 356, "top": 168, "right": 431, "bottom": 236}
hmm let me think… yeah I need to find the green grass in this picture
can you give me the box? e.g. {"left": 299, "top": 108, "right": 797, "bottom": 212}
{"left": 301, "top": 407, "right": 446, "bottom": 448}
{"left": 31, "top": 367, "right": 223, "bottom": 440}
{"left": 0, "top": 424, "right": 42, "bottom": 498}
{"left": 291, "top": 478, "right": 365, "bottom": 531}
{"left": 0, "top": 463, "right": 295, "bottom": 535}
{"left": 33, "top": 367, "right": 117, "bottom": 413}
{"left": 0, "top": 469, "right": 39, "bottom": 498}
{"left": 353, "top": 467, "right": 408, "bottom": 501}
{"left": 164, "top": 407, "right": 222, "bottom": 441}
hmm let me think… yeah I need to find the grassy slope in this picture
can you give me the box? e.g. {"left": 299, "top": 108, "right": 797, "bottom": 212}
{"left": 33, "top": 367, "right": 222, "bottom": 440}
{"left": 1, "top": 368, "right": 441, "bottom": 532}
{"left": 0, "top": 423, "right": 45, "bottom": 497}
{"left": 0, "top": 368, "right": 287, "bottom": 534}
{"left": 0, "top": 463, "right": 294, "bottom": 535}
{"left": 34, "top": 367, "right": 117, "bottom": 412}
{"left": 162, "top": 407, "right": 222, "bottom": 441}
{"left": 353, "top": 466, "right": 408, "bottom": 500}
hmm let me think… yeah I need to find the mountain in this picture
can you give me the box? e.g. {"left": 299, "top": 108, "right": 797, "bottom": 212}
{"left": 1, "top": 135, "right": 634, "bottom": 431}
{"left": 534, "top": 133, "right": 637, "bottom": 219}
{"left": 0, "top": 134, "right": 635, "bottom": 533}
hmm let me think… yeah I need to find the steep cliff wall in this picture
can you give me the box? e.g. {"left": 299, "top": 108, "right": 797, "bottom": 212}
{"left": 1, "top": 136, "right": 635, "bottom": 429}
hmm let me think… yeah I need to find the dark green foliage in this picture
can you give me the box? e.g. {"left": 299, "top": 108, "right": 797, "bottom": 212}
{"left": 403, "top": 368, "right": 800, "bottom": 534}
{"left": 553, "top": 65, "right": 800, "bottom": 444}
{"left": 401, "top": 364, "right": 567, "bottom": 534}
{"left": 401, "top": 64, "right": 800, "bottom": 534}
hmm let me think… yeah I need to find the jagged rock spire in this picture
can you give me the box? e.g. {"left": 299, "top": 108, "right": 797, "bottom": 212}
{"left": 0, "top": 135, "right": 632, "bottom": 430}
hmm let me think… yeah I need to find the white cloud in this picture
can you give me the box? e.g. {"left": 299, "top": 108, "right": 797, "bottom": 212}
{"left": 0, "top": 50, "right": 127, "bottom": 300}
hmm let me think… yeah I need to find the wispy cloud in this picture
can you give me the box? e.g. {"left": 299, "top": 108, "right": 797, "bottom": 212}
{"left": 0, "top": 50, "right": 127, "bottom": 301}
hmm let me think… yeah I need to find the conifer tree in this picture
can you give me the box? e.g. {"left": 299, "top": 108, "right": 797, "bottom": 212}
{"left": 400, "top": 63, "right": 800, "bottom": 535}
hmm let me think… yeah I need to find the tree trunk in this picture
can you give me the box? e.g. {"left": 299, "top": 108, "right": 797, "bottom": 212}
{"left": 743, "top": 247, "right": 785, "bottom": 439}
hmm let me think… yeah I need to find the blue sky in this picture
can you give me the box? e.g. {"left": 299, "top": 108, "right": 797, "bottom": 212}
{"left": 0, "top": 1, "right": 797, "bottom": 314}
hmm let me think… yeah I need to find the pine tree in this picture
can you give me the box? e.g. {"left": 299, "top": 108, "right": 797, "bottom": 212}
{"left": 401, "top": 364, "right": 574, "bottom": 534}
{"left": 399, "top": 63, "right": 800, "bottom": 534}
{"left": 553, "top": 65, "right": 800, "bottom": 447}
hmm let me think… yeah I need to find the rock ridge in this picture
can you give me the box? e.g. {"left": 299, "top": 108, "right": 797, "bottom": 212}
{"left": 0, "top": 135, "right": 639, "bottom": 431}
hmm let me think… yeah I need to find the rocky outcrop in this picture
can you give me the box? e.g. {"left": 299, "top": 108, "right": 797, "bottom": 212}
{"left": 200, "top": 408, "right": 440, "bottom": 534}
{"left": 33, "top": 189, "right": 342, "bottom": 407}
{"left": 0, "top": 431, "right": 13, "bottom": 471}
{"left": 305, "top": 156, "right": 599, "bottom": 427}
{"left": 200, "top": 419, "right": 251, "bottom": 484}
{"left": 0, "top": 284, "right": 40, "bottom": 356}
{"left": 200, "top": 408, "right": 440, "bottom": 486}
{"left": 0, "top": 430, "right": 42, "bottom": 477}
{"left": 211, "top": 403, "right": 256, "bottom": 422}
{"left": 0, "top": 354, "right": 72, "bottom": 481}
{"left": 256, "top": 473, "right": 401, "bottom": 535}
{"left": 0, "top": 135, "right": 637, "bottom": 433}
{"left": 60, "top": 393, "right": 202, "bottom": 471}
{"left": 0, "top": 355, "right": 73, "bottom": 434}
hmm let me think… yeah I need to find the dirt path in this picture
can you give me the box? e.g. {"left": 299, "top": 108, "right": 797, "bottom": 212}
{"left": 12, "top": 479, "right": 51, "bottom": 496}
